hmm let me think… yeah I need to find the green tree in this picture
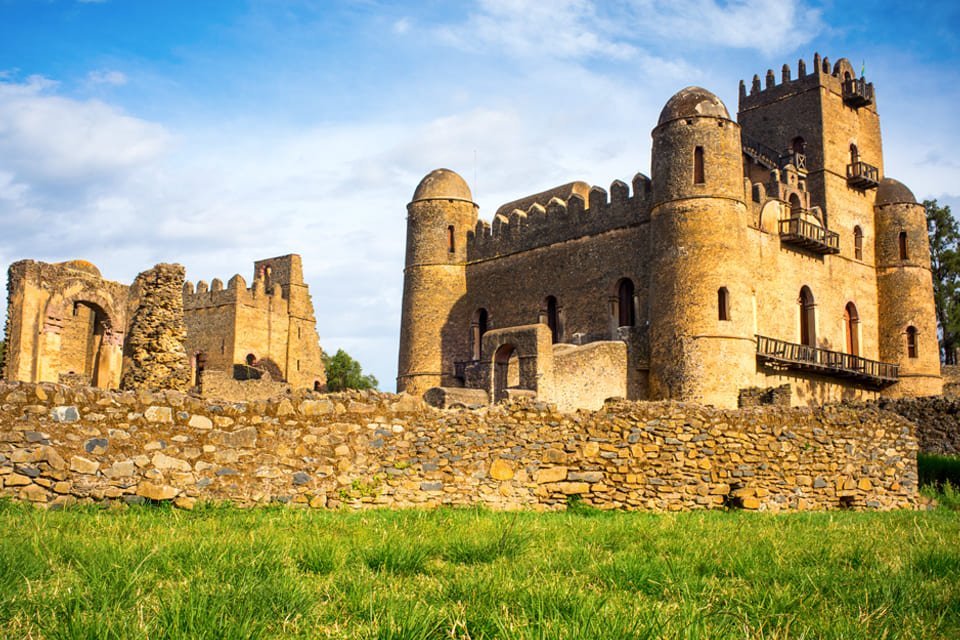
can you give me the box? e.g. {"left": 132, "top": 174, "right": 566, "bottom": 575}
{"left": 321, "top": 348, "right": 378, "bottom": 391}
{"left": 926, "top": 199, "right": 960, "bottom": 363}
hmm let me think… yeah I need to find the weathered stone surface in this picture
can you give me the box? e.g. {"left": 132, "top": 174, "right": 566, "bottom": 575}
{"left": 136, "top": 482, "right": 179, "bottom": 501}
{"left": 151, "top": 453, "right": 191, "bottom": 472}
{"left": 50, "top": 406, "right": 79, "bottom": 423}
{"left": 70, "top": 456, "right": 99, "bottom": 475}
{"left": 299, "top": 400, "right": 334, "bottom": 416}
{"left": 84, "top": 438, "right": 109, "bottom": 455}
{"left": 4, "top": 473, "right": 32, "bottom": 487}
{"left": 536, "top": 467, "right": 568, "bottom": 484}
{"left": 210, "top": 427, "right": 257, "bottom": 449}
{"left": 489, "top": 459, "right": 514, "bottom": 481}
{"left": 144, "top": 406, "right": 173, "bottom": 424}
{"left": 188, "top": 415, "right": 213, "bottom": 430}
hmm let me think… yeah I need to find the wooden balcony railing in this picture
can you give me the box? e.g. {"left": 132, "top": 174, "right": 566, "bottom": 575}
{"left": 778, "top": 216, "right": 840, "bottom": 254}
{"left": 842, "top": 78, "right": 874, "bottom": 107}
{"left": 756, "top": 335, "right": 898, "bottom": 388}
{"left": 847, "top": 160, "right": 880, "bottom": 190}
{"left": 780, "top": 151, "right": 806, "bottom": 171}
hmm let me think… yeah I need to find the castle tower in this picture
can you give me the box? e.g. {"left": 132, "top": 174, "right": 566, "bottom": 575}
{"left": 874, "top": 179, "right": 942, "bottom": 396}
{"left": 648, "top": 87, "right": 755, "bottom": 406}
{"left": 397, "top": 169, "right": 478, "bottom": 395}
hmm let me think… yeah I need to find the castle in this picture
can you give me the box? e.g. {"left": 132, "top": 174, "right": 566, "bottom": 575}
{"left": 397, "top": 54, "right": 943, "bottom": 410}
{"left": 3, "top": 254, "right": 326, "bottom": 393}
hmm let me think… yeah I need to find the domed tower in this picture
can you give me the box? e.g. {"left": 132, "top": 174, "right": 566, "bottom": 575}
{"left": 397, "top": 169, "right": 478, "bottom": 395}
{"left": 874, "top": 178, "right": 942, "bottom": 397}
{"left": 648, "top": 87, "right": 755, "bottom": 406}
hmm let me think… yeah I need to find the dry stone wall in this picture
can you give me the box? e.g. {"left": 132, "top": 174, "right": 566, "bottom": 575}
{"left": 874, "top": 396, "right": 960, "bottom": 456}
{"left": 0, "top": 381, "right": 918, "bottom": 511}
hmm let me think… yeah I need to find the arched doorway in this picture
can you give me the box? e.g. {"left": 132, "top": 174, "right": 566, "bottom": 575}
{"left": 844, "top": 302, "right": 859, "bottom": 356}
{"left": 789, "top": 193, "right": 803, "bottom": 218}
{"left": 472, "top": 308, "right": 488, "bottom": 359}
{"left": 493, "top": 343, "right": 519, "bottom": 402}
{"left": 53, "top": 299, "right": 117, "bottom": 388}
{"left": 616, "top": 279, "right": 635, "bottom": 328}
{"left": 545, "top": 296, "right": 559, "bottom": 343}
{"left": 799, "top": 287, "right": 816, "bottom": 347}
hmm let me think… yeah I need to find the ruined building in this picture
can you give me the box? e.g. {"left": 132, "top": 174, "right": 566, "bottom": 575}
{"left": 397, "top": 54, "right": 942, "bottom": 411}
{"left": 3, "top": 254, "right": 326, "bottom": 393}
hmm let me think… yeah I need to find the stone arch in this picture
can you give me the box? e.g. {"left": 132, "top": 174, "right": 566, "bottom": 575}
{"left": 799, "top": 286, "right": 816, "bottom": 347}
{"left": 789, "top": 193, "right": 803, "bottom": 217}
{"left": 472, "top": 307, "right": 489, "bottom": 360}
{"left": 493, "top": 343, "right": 519, "bottom": 402}
{"left": 614, "top": 278, "right": 636, "bottom": 328}
{"left": 844, "top": 302, "right": 860, "bottom": 356}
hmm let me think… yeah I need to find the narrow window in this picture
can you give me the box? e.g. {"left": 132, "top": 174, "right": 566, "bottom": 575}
{"left": 447, "top": 225, "right": 455, "bottom": 253}
{"left": 789, "top": 193, "right": 802, "bottom": 218}
{"left": 472, "top": 308, "right": 488, "bottom": 360}
{"left": 899, "top": 231, "right": 908, "bottom": 260}
{"left": 694, "top": 146, "right": 705, "bottom": 184}
{"left": 799, "top": 286, "right": 816, "bottom": 347}
{"left": 850, "top": 143, "right": 859, "bottom": 164}
{"left": 718, "top": 287, "right": 730, "bottom": 321}
{"left": 844, "top": 302, "right": 859, "bottom": 356}
{"left": 297, "top": 359, "right": 301, "bottom": 371}
{"left": 617, "top": 279, "right": 636, "bottom": 327}
{"left": 546, "top": 296, "right": 559, "bottom": 343}
{"left": 854, "top": 226, "right": 863, "bottom": 260}
{"left": 907, "top": 327, "right": 918, "bottom": 358}
{"left": 791, "top": 136, "right": 805, "bottom": 155}
{"left": 297, "top": 326, "right": 302, "bottom": 339}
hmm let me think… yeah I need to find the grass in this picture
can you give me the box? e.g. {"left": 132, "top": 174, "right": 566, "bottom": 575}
{"left": 0, "top": 500, "right": 958, "bottom": 639}
{"left": 918, "top": 452, "right": 960, "bottom": 488}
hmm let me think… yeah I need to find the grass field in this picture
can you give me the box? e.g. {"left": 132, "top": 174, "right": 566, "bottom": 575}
{"left": 1, "top": 495, "right": 959, "bottom": 640}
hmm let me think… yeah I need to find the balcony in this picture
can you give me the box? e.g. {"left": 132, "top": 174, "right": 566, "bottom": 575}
{"left": 778, "top": 216, "right": 840, "bottom": 254}
{"left": 756, "top": 335, "right": 898, "bottom": 388}
{"left": 842, "top": 78, "right": 874, "bottom": 108}
{"left": 846, "top": 161, "right": 880, "bottom": 190}
{"left": 780, "top": 151, "right": 806, "bottom": 172}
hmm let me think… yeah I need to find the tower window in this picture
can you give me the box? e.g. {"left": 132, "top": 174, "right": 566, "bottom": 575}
{"left": 799, "top": 286, "right": 816, "bottom": 347}
{"left": 718, "top": 287, "right": 730, "bottom": 321}
{"left": 899, "top": 231, "right": 908, "bottom": 260}
{"left": 694, "top": 146, "right": 705, "bottom": 184}
{"left": 472, "top": 308, "right": 488, "bottom": 360}
{"left": 447, "top": 225, "right": 455, "bottom": 253}
{"left": 545, "top": 296, "right": 559, "bottom": 343}
{"left": 850, "top": 143, "right": 859, "bottom": 164}
{"left": 844, "top": 302, "right": 859, "bottom": 356}
{"left": 907, "top": 326, "right": 918, "bottom": 358}
{"left": 854, "top": 226, "right": 863, "bottom": 260}
{"left": 617, "top": 279, "right": 636, "bottom": 328}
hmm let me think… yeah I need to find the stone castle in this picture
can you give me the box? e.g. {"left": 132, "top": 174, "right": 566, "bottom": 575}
{"left": 397, "top": 54, "right": 942, "bottom": 411}
{"left": 3, "top": 254, "right": 326, "bottom": 394}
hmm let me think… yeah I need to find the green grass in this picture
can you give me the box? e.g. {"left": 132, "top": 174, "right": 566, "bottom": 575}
{"left": 0, "top": 501, "right": 958, "bottom": 639}
{"left": 919, "top": 453, "right": 960, "bottom": 488}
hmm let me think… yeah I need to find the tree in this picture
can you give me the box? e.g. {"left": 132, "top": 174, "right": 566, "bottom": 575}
{"left": 321, "top": 348, "right": 378, "bottom": 391}
{"left": 926, "top": 199, "right": 960, "bottom": 363}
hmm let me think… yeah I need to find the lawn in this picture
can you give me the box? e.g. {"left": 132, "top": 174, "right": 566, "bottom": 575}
{"left": 1, "top": 497, "right": 958, "bottom": 639}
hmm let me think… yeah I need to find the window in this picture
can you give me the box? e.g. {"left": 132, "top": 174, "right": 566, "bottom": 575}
{"left": 907, "top": 326, "right": 918, "bottom": 358}
{"left": 718, "top": 287, "right": 730, "bottom": 321}
{"left": 617, "top": 279, "right": 636, "bottom": 327}
{"left": 850, "top": 143, "right": 859, "bottom": 164}
{"left": 447, "top": 225, "right": 455, "bottom": 253}
{"left": 545, "top": 296, "right": 559, "bottom": 343}
{"left": 854, "top": 226, "right": 863, "bottom": 260}
{"left": 472, "top": 308, "right": 488, "bottom": 359}
{"left": 246, "top": 353, "right": 256, "bottom": 366}
{"left": 789, "top": 193, "right": 802, "bottom": 218}
{"left": 799, "top": 286, "right": 816, "bottom": 347}
{"left": 844, "top": 302, "right": 859, "bottom": 356}
{"left": 791, "top": 137, "right": 806, "bottom": 155}
{"left": 694, "top": 146, "right": 705, "bottom": 184}
{"left": 899, "top": 231, "right": 908, "bottom": 260}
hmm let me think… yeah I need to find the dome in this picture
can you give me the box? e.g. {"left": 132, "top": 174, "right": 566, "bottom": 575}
{"left": 657, "top": 87, "right": 731, "bottom": 126}
{"left": 58, "top": 259, "right": 102, "bottom": 277}
{"left": 411, "top": 168, "right": 473, "bottom": 203}
{"left": 876, "top": 178, "right": 917, "bottom": 206}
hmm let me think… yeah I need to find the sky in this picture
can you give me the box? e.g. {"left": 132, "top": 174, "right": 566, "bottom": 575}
{"left": 1, "top": 0, "right": 959, "bottom": 389}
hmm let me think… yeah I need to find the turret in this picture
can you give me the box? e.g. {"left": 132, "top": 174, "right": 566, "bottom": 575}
{"left": 397, "top": 168, "right": 478, "bottom": 395}
{"left": 648, "top": 87, "right": 755, "bottom": 406}
{"left": 874, "top": 178, "right": 942, "bottom": 396}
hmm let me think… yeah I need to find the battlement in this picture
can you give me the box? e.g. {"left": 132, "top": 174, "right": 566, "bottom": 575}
{"left": 466, "top": 174, "right": 651, "bottom": 261}
{"left": 182, "top": 271, "right": 289, "bottom": 312}
{"left": 738, "top": 53, "right": 874, "bottom": 112}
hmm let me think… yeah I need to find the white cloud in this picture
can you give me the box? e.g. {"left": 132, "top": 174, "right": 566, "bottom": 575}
{"left": 392, "top": 18, "right": 411, "bottom": 35}
{"left": 87, "top": 70, "right": 128, "bottom": 86}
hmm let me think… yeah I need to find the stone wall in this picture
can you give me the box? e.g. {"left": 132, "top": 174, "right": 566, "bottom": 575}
{"left": 0, "top": 381, "right": 917, "bottom": 511}
{"left": 875, "top": 396, "right": 960, "bottom": 456}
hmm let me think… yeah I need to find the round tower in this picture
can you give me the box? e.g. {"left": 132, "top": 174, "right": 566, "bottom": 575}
{"left": 397, "top": 168, "right": 478, "bottom": 396}
{"left": 874, "top": 178, "right": 942, "bottom": 397}
{"left": 648, "top": 87, "right": 755, "bottom": 407}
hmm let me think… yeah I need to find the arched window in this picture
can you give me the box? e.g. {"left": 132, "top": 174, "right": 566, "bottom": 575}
{"left": 472, "top": 308, "right": 488, "bottom": 360}
{"left": 694, "top": 146, "right": 705, "bottom": 184}
{"left": 447, "top": 225, "right": 455, "bottom": 253}
{"left": 799, "top": 286, "right": 816, "bottom": 347}
{"left": 617, "top": 279, "right": 636, "bottom": 328}
{"left": 907, "top": 326, "right": 918, "bottom": 358}
{"left": 844, "top": 302, "right": 859, "bottom": 356}
{"left": 246, "top": 353, "right": 256, "bottom": 366}
{"left": 791, "top": 137, "right": 806, "bottom": 154}
{"left": 718, "top": 287, "right": 730, "bottom": 321}
{"left": 545, "top": 296, "right": 559, "bottom": 343}
{"left": 850, "top": 143, "right": 859, "bottom": 164}
{"left": 854, "top": 226, "right": 863, "bottom": 260}
{"left": 899, "top": 231, "right": 908, "bottom": 260}
{"left": 789, "top": 193, "right": 802, "bottom": 218}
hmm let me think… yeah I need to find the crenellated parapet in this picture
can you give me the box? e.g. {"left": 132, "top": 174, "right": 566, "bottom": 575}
{"left": 182, "top": 272, "right": 289, "bottom": 312}
{"left": 467, "top": 174, "right": 651, "bottom": 261}
{"left": 739, "top": 53, "right": 874, "bottom": 112}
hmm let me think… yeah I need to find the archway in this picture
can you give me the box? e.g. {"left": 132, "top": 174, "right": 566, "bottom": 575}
{"left": 493, "top": 343, "right": 519, "bottom": 402}
{"left": 42, "top": 298, "right": 119, "bottom": 388}
{"left": 472, "top": 308, "right": 489, "bottom": 359}
{"left": 545, "top": 296, "right": 559, "bottom": 343}
{"left": 789, "top": 193, "right": 803, "bottom": 218}
{"left": 616, "top": 279, "right": 636, "bottom": 328}
{"left": 799, "top": 287, "right": 816, "bottom": 347}
{"left": 844, "top": 302, "right": 859, "bottom": 356}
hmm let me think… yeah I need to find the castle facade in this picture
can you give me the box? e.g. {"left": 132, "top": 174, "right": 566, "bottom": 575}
{"left": 397, "top": 54, "right": 942, "bottom": 410}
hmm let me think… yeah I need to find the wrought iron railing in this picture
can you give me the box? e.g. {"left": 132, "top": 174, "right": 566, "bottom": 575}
{"left": 756, "top": 335, "right": 898, "bottom": 387}
{"left": 847, "top": 160, "right": 880, "bottom": 189}
{"left": 778, "top": 216, "right": 840, "bottom": 254}
{"left": 842, "top": 78, "right": 874, "bottom": 107}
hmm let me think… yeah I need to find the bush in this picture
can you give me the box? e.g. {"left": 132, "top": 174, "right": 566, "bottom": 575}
{"left": 918, "top": 453, "right": 960, "bottom": 488}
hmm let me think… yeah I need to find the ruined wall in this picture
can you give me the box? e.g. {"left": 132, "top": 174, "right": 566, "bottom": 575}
{"left": 551, "top": 341, "right": 628, "bottom": 412}
{"left": 0, "top": 381, "right": 918, "bottom": 512}
{"left": 874, "top": 396, "right": 960, "bottom": 456}
{"left": 121, "top": 264, "right": 191, "bottom": 392}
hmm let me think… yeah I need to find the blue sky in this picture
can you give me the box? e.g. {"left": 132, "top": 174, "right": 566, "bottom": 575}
{"left": 2, "top": 0, "right": 959, "bottom": 388}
